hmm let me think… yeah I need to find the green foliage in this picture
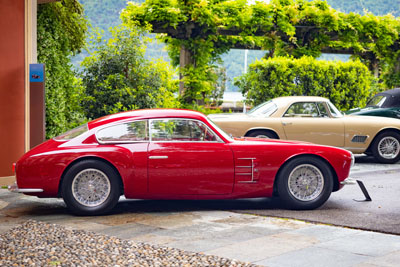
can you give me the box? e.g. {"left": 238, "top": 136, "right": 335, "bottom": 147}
{"left": 80, "top": 25, "right": 179, "bottom": 119}
{"left": 122, "top": 0, "right": 400, "bottom": 98}
{"left": 235, "top": 56, "right": 378, "bottom": 110}
{"left": 37, "top": 0, "right": 88, "bottom": 138}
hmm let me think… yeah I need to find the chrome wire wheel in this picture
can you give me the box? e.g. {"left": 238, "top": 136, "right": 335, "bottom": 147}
{"left": 377, "top": 136, "right": 400, "bottom": 159}
{"left": 71, "top": 168, "right": 111, "bottom": 207}
{"left": 287, "top": 164, "right": 324, "bottom": 201}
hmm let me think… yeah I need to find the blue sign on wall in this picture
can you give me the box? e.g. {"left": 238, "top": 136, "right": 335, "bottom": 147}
{"left": 29, "top": 64, "right": 44, "bottom": 82}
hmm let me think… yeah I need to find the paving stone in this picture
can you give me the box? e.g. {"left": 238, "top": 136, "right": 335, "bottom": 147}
{"left": 98, "top": 222, "right": 163, "bottom": 239}
{"left": 205, "top": 232, "right": 318, "bottom": 263}
{"left": 129, "top": 233, "right": 179, "bottom": 245}
{"left": 257, "top": 246, "right": 371, "bottom": 267}
{"left": 316, "top": 231, "right": 400, "bottom": 257}
{"left": 289, "top": 224, "right": 362, "bottom": 242}
{"left": 355, "top": 250, "right": 400, "bottom": 267}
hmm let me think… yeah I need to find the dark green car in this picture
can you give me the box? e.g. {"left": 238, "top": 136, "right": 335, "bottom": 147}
{"left": 347, "top": 88, "right": 400, "bottom": 119}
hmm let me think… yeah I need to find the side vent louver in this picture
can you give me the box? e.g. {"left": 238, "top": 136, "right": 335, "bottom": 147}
{"left": 351, "top": 135, "right": 368, "bottom": 143}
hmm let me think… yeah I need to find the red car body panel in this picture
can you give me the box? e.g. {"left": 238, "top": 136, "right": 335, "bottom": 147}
{"left": 14, "top": 109, "right": 352, "bottom": 200}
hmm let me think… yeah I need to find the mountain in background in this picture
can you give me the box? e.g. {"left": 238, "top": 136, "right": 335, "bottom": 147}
{"left": 73, "top": 0, "right": 400, "bottom": 91}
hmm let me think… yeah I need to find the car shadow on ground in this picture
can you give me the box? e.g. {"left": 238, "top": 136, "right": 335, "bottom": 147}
{"left": 354, "top": 154, "right": 380, "bottom": 164}
{"left": 1, "top": 195, "right": 289, "bottom": 218}
{"left": 112, "top": 197, "right": 286, "bottom": 215}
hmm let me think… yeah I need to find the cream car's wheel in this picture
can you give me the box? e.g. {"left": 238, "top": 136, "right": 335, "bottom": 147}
{"left": 277, "top": 157, "right": 333, "bottom": 210}
{"left": 372, "top": 131, "right": 400, "bottom": 164}
{"left": 62, "top": 160, "right": 121, "bottom": 215}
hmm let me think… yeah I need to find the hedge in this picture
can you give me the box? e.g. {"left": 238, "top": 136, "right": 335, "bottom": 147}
{"left": 235, "top": 56, "right": 378, "bottom": 111}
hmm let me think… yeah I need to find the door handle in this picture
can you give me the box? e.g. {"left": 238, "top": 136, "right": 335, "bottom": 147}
{"left": 149, "top": 156, "right": 168, "bottom": 159}
{"left": 282, "top": 122, "right": 292, "bottom": 126}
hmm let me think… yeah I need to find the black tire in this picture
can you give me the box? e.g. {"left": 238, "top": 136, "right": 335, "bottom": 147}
{"left": 61, "top": 160, "right": 121, "bottom": 215}
{"left": 371, "top": 131, "right": 400, "bottom": 164}
{"left": 276, "top": 157, "right": 333, "bottom": 210}
{"left": 247, "top": 130, "right": 277, "bottom": 139}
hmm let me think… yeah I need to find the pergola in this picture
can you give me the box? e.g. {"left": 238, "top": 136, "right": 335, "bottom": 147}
{"left": 149, "top": 21, "right": 388, "bottom": 94}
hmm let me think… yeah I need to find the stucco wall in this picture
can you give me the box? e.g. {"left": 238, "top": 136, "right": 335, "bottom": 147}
{"left": 0, "top": 0, "right": 26, "bottom": 177}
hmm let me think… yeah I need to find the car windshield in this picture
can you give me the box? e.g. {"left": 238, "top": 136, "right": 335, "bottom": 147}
{"left": 327, "top": 102, "right": 343, "bottom": 118}
{"left": 247, "top": 100, "right": 278, "bottom": 117}
{"left": 366, "top": 95, "right": 386, "bottom": 107}
{"left": 207, "top": 118, "right": 233, "bottom": 141}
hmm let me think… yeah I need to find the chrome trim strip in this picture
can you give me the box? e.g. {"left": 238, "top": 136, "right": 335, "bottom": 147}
{"left": 8, "top": 183, "right": 43, "bottom": 193}
{"left": 237, "top": 158, "right": 257, "bottom": 183}
{"left": 149, "top": 156, "right": 168, "bottom": 159}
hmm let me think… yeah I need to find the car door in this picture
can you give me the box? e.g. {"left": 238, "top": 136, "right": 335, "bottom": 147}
{"left": 281, "top": 101, "right": 345, "bottom": 147}
{"left": 148, "top": 118, "right": 234, "bottom": 195}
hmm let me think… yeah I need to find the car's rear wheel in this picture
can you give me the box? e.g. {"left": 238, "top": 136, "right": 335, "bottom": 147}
{"left": 247, "top": 130, "right": 277, "bottom": 139}
{"left": 371, "top": 131, "right": 400, "bottom": 164}
{"left": 276, "top": 157, "right": 333, "bottom": 210}
{"left": 62, "top": 160, "right": 121, "bottom": 215}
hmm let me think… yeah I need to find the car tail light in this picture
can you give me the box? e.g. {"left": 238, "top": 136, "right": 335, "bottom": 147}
{"left": 12, "top": 163, "right": 16, "bottom": 173}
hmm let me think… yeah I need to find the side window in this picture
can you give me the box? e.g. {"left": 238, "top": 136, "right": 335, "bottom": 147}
{"left": 284, "top": 102, "right": 319, "bottom": 117}
{"left": 317, "top": 102, "right": 329, "bottom": 117}
{"left": 96, "top": 120, "right": 148, "bottom": 143}
{"left": 150, "top": 119, "right": 220, "bottom": 142}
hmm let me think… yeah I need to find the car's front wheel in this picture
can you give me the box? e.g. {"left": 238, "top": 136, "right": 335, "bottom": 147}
{"left": 276, "top": 157, "right": 333, "bottom": 210}
{"left": 371, "top": 131, "right": 400, "bottom": 164}
{"left": 61, "top": 160, "right": 121, "bottom": 215}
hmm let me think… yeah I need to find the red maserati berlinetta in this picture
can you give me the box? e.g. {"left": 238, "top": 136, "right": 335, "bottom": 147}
{"left": 9, "top": 109, "right": 354, "bottom": 215}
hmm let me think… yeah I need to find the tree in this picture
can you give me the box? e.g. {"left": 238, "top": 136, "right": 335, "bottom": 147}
{"left": 80, "top": 25, "right": 179, "bottom": 119}
{"left": 37, "top": 0, "right": 88, "bottom": 138}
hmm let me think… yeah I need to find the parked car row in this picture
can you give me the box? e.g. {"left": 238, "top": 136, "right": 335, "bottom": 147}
{"left": 9, "top": 90, "right": 399, "bottom": 215}
{"left": 209, "top": 95, "right": 400, "bottom": 164}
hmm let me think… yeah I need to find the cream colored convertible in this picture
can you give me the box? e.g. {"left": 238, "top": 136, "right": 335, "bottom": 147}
{"left": 209, "top": 96, "right": 400, "bottom": 163}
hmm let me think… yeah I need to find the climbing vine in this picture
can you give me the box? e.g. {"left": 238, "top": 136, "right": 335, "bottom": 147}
{"left": 122, "top": 0, "right": 400, "bottom": 105}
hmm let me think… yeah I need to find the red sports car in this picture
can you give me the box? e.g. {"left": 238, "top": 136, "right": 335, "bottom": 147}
{"left": 9, "top": 109, "right": 354, "bottom": 215}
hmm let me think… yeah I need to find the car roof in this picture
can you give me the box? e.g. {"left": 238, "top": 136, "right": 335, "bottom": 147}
{"left": 374, "top": 88, "right": 400, "bottom": 108}
{"left": 88, "top": 109, "right": 207, "bottom": 129}
{"left": 273, "top": 96, "right": 328, "bottom": 103}
{"left": 377, "top": 88, "right": 400, "bottom": 97}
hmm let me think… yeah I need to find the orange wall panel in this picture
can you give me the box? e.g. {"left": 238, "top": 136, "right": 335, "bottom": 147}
{"left": 0, "top": 0, "right": 26, "bottom": 177}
